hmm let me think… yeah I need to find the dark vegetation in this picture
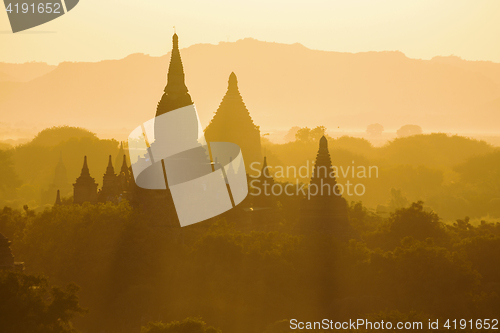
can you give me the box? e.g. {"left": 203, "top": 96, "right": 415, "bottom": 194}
{"left": 1, "top": 199, "right": 499, "bottom": 332}
{"left": 1, "top": 126, "right": 500, "bottom": 332}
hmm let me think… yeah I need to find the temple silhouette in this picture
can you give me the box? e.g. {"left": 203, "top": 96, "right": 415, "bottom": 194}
{"left": 300, "top": 136, "right": 350, "bottom": 236}
{"left": 205, "top": 72, "right": 262, "bottom": 170}
{"left": 48, "top": 33, "right": 349, "bottom": 237}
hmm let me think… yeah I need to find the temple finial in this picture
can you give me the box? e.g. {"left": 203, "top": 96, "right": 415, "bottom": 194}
{"left": 55, "top": 190, "right": 61, "bottom": 206}
{"left": 105, "top": 155, "right": 115, "bottom": 175}
{"left": 81, "top": 156, "right": 90, "bottom": 176}
{"left": 228, "top": 72, "right": 238, "bottom": 91}
{"left": 120, "top": 155, "right": 129, "bottom": 174}
{"left": 319, "top": 136, "right": 328, "bottom": 149}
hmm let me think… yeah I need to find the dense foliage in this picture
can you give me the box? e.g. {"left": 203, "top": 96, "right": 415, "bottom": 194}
{"left": 0, "top": 270, "right": 86, "bottom": 333}
{"left": 1, "top": 199, "right": 499, "bottom": 333}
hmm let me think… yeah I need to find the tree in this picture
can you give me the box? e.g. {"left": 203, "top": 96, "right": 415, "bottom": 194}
{"left": 0, "top": 150, "right": 22, "bottom": 207}
{"left": 366, "top": 123, "right": 384, "bottom": 136}
{"left": 30, "top": 126, "right": 97, "bottom": 147}
{"left": 0, "top": 270, "right": 86, "bottom": 333}
{"left": 141, "top": 317, "right": 221, "bottom": 333}
{"left": 396, "top": 125, "right": 422, "bottom": 138}
{"left": 283, "top": 126, "right": 300, "bottom": 142}
{"left": 295, "top": 126, "right": 326, "bottom": 142}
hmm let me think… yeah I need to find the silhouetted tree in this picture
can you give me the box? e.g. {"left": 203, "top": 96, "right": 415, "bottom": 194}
{"left": 295, "top": 126, "right": 326, "bottom": 142}
{"left": 283, "top": 126, "right": 300, "bottom": 142}
{"left": 396, "top": 124, "right": 422, "bottom": 137}
{"left": 141, "top": 317, "right": 221, "bottom": 333}
{"left": 0, "top": 270, "right": 86, "bottom": 333}
{"left": 366, "top": 123, "right": 384, "bottom": 136}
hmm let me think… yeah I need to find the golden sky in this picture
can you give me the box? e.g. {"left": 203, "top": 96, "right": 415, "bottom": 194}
{"left": 1, "top": 0, "right": 500, "bottom": 64}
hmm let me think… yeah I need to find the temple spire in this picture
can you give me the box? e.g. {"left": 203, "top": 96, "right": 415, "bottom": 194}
{"left": 55, "top": 190, "right": 61, "bottom": 205}
{"left": 105, "top": 155, "right": 115, "bottom": 176}
{"left": 73, "top": 156, "right": 98, "bottom": 204}
{"left": 228, "top": 72, "right": 239, "bottom": 93}
{"left": 156, "top": 33, "right": 193, "bottom": 116}
{"left": 300, "top": 136, "right": 350, "bottom": 236}
{"left": 115, "top": 142, "right": 125, "bottom": 169}
{"left": 81, "top": 156, "right": 90, "bottom": 177}
{"left": 204, "top": 72, "right": 262, "bottom": 171}
{"left": 120, "top": 155, "right": 129, "bottom": 175}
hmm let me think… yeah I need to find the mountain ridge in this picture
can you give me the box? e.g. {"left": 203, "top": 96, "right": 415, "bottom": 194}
{"left": 1, "top": 38, "right": 499, "bottom": 141}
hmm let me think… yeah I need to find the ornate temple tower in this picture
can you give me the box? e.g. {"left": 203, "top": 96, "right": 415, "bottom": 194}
{"left": 117, "top": 154, "right": 131, "bottom": 192}
{"left": 73, "top": 156, "right": 98, "bottom": 204}
{"left": 114, "top": 142, "right": 125, "bottom": 171}
{"left": 204, "top": 72, "right": 262, "bottom": 171}
{"left": 42, "top": 152, "right": 71, "bottom": 204}
{"left": 301, "top": 136, "right": 350, "bottom": 236}
{"left": 252, "top": 156, "right": 276, "bottom": 208}
{"left": 55, "top": 189, "right": 61, "bottom": 205}
{"left": 156, "top": 33, "right": 193, "bottom": 117}
{"left": 98, "top": 155, "right": 119, "bottom": 202}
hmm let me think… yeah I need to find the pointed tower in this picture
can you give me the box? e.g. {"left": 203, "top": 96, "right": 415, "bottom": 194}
{"left": 204, "top": 72, "right": 262, "bottom": 172}
{"left": 42, "top": 152, "right": 71, "bottom": 204}
{"left": 99, "top": 155, "right": 119, "bottom": 202}
{"left": 301, "top": 136, "right": 349, "bottom": 236}
{"left": 117, "top": 155, "right": 131, "bottom": 192}
{"left": 156, "top": 33, "right": 193, "bottom": 116}
{"left": 73, "top": 156, "right": 98, "bottom": 204}
{"left": 115, "top": 142, "right": 125, "bottom": 170}
{"left": 253, "top": 156, "right": 276, "bottom": 208}
{"left": 53, "top": 152, "right": 69, "bottom": 190}
{"left": 55, "top": 190, "right": 61, "bottom": 205}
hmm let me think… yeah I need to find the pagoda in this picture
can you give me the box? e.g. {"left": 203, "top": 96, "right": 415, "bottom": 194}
{"left": 300, "top": 136, "right": 350, "bottom": 236}
{"left": 73, "top": 156, "right": 98, "bottom": 204}
{"left": 98, "top": 155, "right": 119, "bottom": 202}
{"left": 156, "top": 33, "right": 193, "bottom": 117}
{"left": 204, "top": 72, "right": 262, "bottom": 171}
{"left": 252, "top": 156, "right": 276, "bottom": 208}
{"left": 42, "top": 152, "right": 71, "bottom": 204}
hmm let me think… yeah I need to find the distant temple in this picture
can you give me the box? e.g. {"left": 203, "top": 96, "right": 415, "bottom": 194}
{"left": 156, "top": 33, "right": 193, "bottom": 117}
{"left": 60, "top": 34, "right": 269, "bottom": 228}
{"left": 0, "top": 233, "right": 24, "bottom": 272}
{"left": 204, "top": 72, "right": 262, "bottom": 170}
{"left": 42, "top": 152, "right": 71, "bottom": 204}
{"left": 73, "top": 156, "right": 98, "bottom": 204}
{"left": 252, "top": 156, "right": 276, "bottom": 209}
{"left": 98, "top": 155, "right": 120, "bottom": 203}
{"left": 300, "top": 136, "right": 350, "bottom": 236}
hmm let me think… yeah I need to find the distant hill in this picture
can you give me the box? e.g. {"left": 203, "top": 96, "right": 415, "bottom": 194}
{"left": 1, "top": 39, "right": 499, "bottom": 140}
{"left": 0, "top": 62, "right": 56, "bottom": 82}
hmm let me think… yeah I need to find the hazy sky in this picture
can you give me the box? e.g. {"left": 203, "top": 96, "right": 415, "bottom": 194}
{"left": 1, "top": 0, "right": 500, "bottom": 64}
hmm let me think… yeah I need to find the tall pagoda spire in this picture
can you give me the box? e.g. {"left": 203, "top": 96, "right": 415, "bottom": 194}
{"left": 99, "top": 155, "right": 119, "bottom": 203}
{"left": 115, "top": 141, "right": 125, "bottom": 170}
{"left": 42, "top": 152, "right": 71, "bottom": 204}
{"left": 73, "top": 156, "right": 98, "bottom": 204}
{"left": 300, "top": 136, "right": 349, "bottom": 236}
{"left": 253, "top": 156, "right": 276, "bottom": 208}
{"left": 81, "top": 156, "right": 90, "bottom": 177}
{"left": 55, "top": 190, "right": 61, "bottom": 206}
{"left": 120, "top": 155, "right": 129, "bottom": 176}
{"left": 204, "top": 72, "right": 262, "bottom": 171}
{"left": 310, "top": 136, "right": 337, "bottom": 188}
{"left": 156, "top": 33, "right": 193, "bottom": 116}
{"left": 105, "top": 155, "right": 115, "bottom": 176}
{"left": 54, "top": 151, "right": 69, "bottom": 187}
